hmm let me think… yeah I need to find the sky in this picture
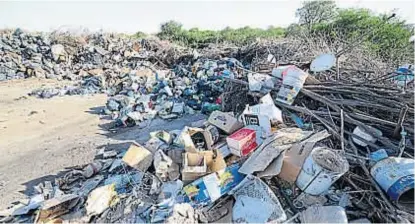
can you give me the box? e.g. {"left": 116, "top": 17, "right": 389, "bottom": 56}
{"left": 0, "top": 0, "right": 414, "bottom": 34}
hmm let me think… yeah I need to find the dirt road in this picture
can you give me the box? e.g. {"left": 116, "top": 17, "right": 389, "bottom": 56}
{"left": 0, "top": 78, "right": 204, "bottom": 209}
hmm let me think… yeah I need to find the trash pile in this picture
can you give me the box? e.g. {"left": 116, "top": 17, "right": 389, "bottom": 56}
{"left": 0, "top": 28, "right": 185, "bottom": 93}
{"left": 1, "top": 29, "right": 414, "bottom": 223}
{"left": 0, "top": 29, "right": 243, "bottom": 125}
{"left": 102, "top": 57, "right": 241, "bottom": 127}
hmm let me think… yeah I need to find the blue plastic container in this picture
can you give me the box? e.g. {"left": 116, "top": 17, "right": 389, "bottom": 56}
{"left": 370, "top": 157, "right": 414, "bottom": 210}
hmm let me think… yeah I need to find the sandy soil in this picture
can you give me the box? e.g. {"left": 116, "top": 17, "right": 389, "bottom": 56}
{"left": 0, "top": 78, "right": 204, "bottom": 209}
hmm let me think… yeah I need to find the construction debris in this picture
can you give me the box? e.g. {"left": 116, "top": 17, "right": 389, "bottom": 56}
{"left": 0, "top": 28, "right": 414, "bottom": 223}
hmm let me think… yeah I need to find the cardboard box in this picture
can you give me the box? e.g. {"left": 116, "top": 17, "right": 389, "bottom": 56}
{"left": 242, "top": 103, "right": 283, "bottom": 124}
{"left": 150, "top": 130, "right": 173, "bottom": 144}
{"left": 202, "top": 150, "right": 227, "bottom": 173}
{"left": 208, "top": 111, "right": 243, "bottom": 134}
{"left": 241, "top": 103, "right": 283, "bottom": 138}
{"left": 182, "top": 152, "right": 207, "bottom": 181}
{"left": 122, "top": 144, "right": 153, "bottom": 172}
{"left": 182, "top": 150, "right": 227, "bottom": 181}
{"left": 229, "top": 141, "right": 257, "bottom": 157}
{"left": 214, "top": 141, "right": 232, "bottom": 158}
{"left": 226, "top": 128, "right": 258, "bottom": 157}
{"left": 276, "top": 66, "right": 309, "bottom": 105}
{"left": 205, "top": 125, "right": 220, "bottom": 144}
{"left": 174, "top": 127, "right": 213, "bottom": 152}
{"left": 276, "top": 130, "right": 330, "bottom": 183}
{"left": 243, "top": 113, "right": 272, "bottom": 137}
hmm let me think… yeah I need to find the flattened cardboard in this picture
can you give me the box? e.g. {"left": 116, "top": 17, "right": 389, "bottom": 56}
{"left": 37, "top": 194, "right": 79, "bottom": 222}
{"left": 278, "top": 130, "right": 331, "bottom": 182}
{"left": 257, "top": 151, "right": 285, "bottom": 178}
{"left": 238, "top": 128, "right": 313, "bottom": 175}
{"left": 278, "top": 142, "right": 315, "bottom": 183}
{"left": 183, "top": 164, "right": 245, "bottom": 206}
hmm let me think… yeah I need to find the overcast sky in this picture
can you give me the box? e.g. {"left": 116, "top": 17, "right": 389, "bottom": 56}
{"left": 0, "top": 0, "right": 414, "bottom": 34}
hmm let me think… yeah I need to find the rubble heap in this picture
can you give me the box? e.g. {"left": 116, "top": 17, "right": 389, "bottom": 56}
{"left": 0, "top": 29, "right": 414, "bottom": 223}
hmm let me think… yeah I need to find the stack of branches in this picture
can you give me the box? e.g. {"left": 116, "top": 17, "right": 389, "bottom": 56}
{"left": 200, "top": 29, "right": 399, "bottom": 83}
{"left": 49, "top": 28, "right": 91, "bottom": 55}
{"left": 145, "top": 38, "right": 192, "bottom": 68}
{"left": 275, "top": 82, "right": 414, "bottom": 222}
{"left": 142, "top": 27, "right": 403, "bottom": 83}
{"left": 220, "top": 80, "right": 251, "bottom": 113}
{"left": 289, "top": 29, "right": 394, "bottom": 82}
{"left": 222, "top": 73, "right": 414, "bottom": 222}
{"left": 279, "top": 82, "right": 414, "bottom": 155}
{"left": 198, "top": 43, "right": 240, "bottom": 60}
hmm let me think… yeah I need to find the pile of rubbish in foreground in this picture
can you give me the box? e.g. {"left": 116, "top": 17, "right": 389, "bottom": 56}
{"left": 1, "top": 29, "right": 415, "bottom": 223}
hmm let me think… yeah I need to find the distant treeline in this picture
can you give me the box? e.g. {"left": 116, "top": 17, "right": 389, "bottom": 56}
{"left": 134, "top": 1, "right": 414, "bottom": 64}
{"left": 135, "top": 22, "right": 285, "bottom": 46}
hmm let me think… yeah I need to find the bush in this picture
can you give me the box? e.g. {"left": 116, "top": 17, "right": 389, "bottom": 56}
{"left": 156, "top": 21, "right": 286, "bottom": 47}
{"left": 309, "top": 8, "right": 414, "bottom": 65}
{"left": 133, "top": 31, "right": 147, "bottom": 39}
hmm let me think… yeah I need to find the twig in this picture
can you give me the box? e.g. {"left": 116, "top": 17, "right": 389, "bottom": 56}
{"left": 326, "top": 105, "right": 339, "bottom": 132}
{"left": 303, "top": 107, "right": 341, "bottom": 139}
{"left": 348, "top": 137, "right": 397, "bottom": 214}
{"left": 398, "top": 127, "right": 407, "bottom": 158}
{"left": 393, "top": 105, "right": 409, "bottom": 139}
{"left": 336, "top": 56, "right": 340, "bottom": 80}
{"left": 341, "top": 109, "right": 345, "bottom": 151}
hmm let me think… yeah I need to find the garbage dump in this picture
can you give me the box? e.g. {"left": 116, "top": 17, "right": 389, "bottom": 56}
{"left": 0, "top": 28, "right": 414, "bottom": 223}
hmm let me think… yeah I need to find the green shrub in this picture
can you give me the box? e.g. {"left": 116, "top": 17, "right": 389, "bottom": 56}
{"left": 309, "top": 8, "right": 414, "bottom": 65}
{"left": 156, "top": 21, "right": 286, "bottom": 47}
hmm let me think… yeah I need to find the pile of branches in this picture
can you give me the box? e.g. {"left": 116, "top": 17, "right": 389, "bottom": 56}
{"left": 192, "top": 32, "right": 415, "bottom": 222}
{"left": 286, "top": 82, "right": 414, "bottom": 222}
{"left": 216, "top": 34, "right": 413, "bottom": 221}
{"left": 221, "top": 74, "right": 413, "bottom": 222}
{"left": 192, "top": 30, "right": 399, "bottom": 83}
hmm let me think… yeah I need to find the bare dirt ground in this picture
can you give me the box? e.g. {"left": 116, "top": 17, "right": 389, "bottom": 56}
{"left": 0, "top": 78, "right": 204, "bottom": 210}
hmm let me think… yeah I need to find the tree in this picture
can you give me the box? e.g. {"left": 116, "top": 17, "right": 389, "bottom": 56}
{"left": 332, "top": 9, "right": 413, "bottom": 66}
{"left": 308, "top": 8, "right": 414, "bottom": 65}
{"left": 157, "top": 20, "right": 183, "bottom": 40}
{"left": 296, "top": 1, "right": 337, "bottom": 27}
{"left": 285, "top": 23, "right": 305, "bottom": 36}
{"left": 133, "top": 31, "right": 147, "bottom": 39}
